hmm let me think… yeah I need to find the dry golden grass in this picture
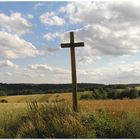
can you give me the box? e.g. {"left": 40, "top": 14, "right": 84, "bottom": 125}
{"left": 0, "top": 93, "right": 72, "bottom": 103}
{"left": 1, "top": 94, "right": 46, "bottom": 103}
{"left": 79, "top": 99, "right": 140, "bottom": 114}
{"left": 0, "top": 93, "right": 140, "bottom": 115}
{"left": 0, "top": 103, "right": 27, "bottom": 125}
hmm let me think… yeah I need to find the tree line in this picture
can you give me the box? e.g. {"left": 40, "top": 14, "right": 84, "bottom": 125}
{"left": 0, "top": 83, "right": 103, "bottom": 96}
{"left": 80, "top": 86, "right": 140, "bottom": 100}
{"left": 1, "top": 83, "right": 140, "bottom": 99}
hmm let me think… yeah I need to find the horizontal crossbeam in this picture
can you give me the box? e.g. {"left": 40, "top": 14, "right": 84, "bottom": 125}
{"left": 61, "top": 42, "right": 84, "bottom": 48}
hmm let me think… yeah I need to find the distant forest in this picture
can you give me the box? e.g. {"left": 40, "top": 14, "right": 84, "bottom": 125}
{"left": 0, "top": 83, "right": 102, "bottom": 96}
{"left": 0, "top": 83, "right": 139, "bottom": 96}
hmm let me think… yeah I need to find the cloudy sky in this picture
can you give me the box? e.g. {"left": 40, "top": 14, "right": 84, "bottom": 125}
{"left": 1, "top": 1, "right": 140, "bottom": 84}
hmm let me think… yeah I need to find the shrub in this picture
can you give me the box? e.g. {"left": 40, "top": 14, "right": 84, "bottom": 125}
{"left": 16, "top": 105, "right": 140, "bottom": 138}
{"left": 0, "top": 99, "right": 8, "bottom": 103}
{"left": 81, "top": 109, "right": 121, "bottom": 138}
{"left": 128, "top": 88, "right": 139, "bottom": 99}
{"left": 120, "top": 114, "right": 140, "bottom": 138}
{"left": 107, "top": 90, "right": 120, "bottom": 99}
{"left": 80, "top": 92, "right": 93, "bottom": 100}
{"left": 119, "top": 88, "right": 139, "bottom": 99}
{"left": 93, "top": 89, "right": 102, "bottom": 99}
{"left": 80, "top": 87, "right": 140, "bottom": 100}
{"left": 0, "top": 128, "right": 5, "bottom": 138}
{"left": 0, "top": 113, "right": 21, "bottom": 138}
{"left": 16, "top": 102, "right": 90, "bottom": 138}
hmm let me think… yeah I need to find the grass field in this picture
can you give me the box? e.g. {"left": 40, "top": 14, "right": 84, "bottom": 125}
{"left": 0, "top": 93, "right": 140, "bottom": 138}
{"left": 0, "top": 93, "right": 72, "bottom": 103}
{"left": 0, "top": 92, "right": 140, "bottom": 114}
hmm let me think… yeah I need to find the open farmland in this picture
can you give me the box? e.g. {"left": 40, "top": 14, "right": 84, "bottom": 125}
{"left": 0, "top": 93, "right": 140, "bottom": 138}
{"left": 0, "top": 93, "right": 140, "bottom": 115}
{"left": 0, "top": 93, "right": 72, "bottom": 103}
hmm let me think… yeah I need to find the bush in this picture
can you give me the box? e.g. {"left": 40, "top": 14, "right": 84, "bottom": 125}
{"left": 0, "top": 99, "right": 8, "bottom": 103}
{"left": 91, "top": 87, "right": 140, "bottom": 100}
{"left": 0, "top": 113, "right": 21, "bottom": 138}
{"left": 120, "top": 114, "right": 140, "bottom": 138}
{"left": 107, "top": 90, "right": 120, "bottom": 99}
{"left": 93, "top": 89, "right": 102, "bottom": 99}
{"left": 120, "top": 88, "right": 139, "bottom": 99}
{"left": 80, "top": 92, "right": 93, "bottom": 100}
{"left": 128, "top": 88, "right": 139, "bottom": 99}
{"left": 81, "top": 109, "right": 140, "bottom": 138}
{"left": 82, "top": 110, "right": 121, "bottom": 138}
{"left": 16, "top": 102, "right": 90, "bottom": 138}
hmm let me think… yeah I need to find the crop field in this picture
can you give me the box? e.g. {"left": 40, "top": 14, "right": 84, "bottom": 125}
{"left": 0, "top": 93, "right": 140, "bottom": 122}
{"left": 1, "top": 93, "right": 140, "bottom": 115}
{"left": 0, "top": 92, "right": 140, "bottom": 138}
{"left": 0, "top": 93, "right": 72, "bottom": 103}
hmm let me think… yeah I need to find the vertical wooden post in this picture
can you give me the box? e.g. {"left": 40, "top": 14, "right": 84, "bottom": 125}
{"left": 61, "top": 32, "right": 84, "bottom": 112}
{"left": 70, "top": 32, "right": 78, "bottom": 112}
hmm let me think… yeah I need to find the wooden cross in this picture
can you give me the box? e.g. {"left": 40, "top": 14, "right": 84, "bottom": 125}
{"left": 61, "top": 32, "right": 84, "bottom": 112}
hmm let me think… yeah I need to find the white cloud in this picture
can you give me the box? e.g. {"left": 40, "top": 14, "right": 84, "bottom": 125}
{"left": 44, "top": 32, "right": 60, "bottom": 41}
{"left": 59, "top": 3, "right": 76, "bottom": 15}
{"left": 6, "top": 72, "right": 13, "bottom": 76}
{"left": 0, "top": 64, "right": 70, "bottom": 83}
{"left": 79, "top": 55, "right": 101, "bottom": 65}
{"left": 0, "top": 69, "right": 71, "bottom": 83}
{"left": 28, "top": 64, "right": 53, "bottom": 71}
{"left": 2, "top": 61, "right": 140, "bottom": 84}
{"left": 0, "top": 60, "right": 18, "bottom": 68}
{"left": 78, "top": 62, "right": 140, "bottom": 84}
{"left": 0, "top": 31, "right": 39, "bottom": 59}
{"left": 27, "top": 14, "right": 34, "bottom": 19}
{"left": 0, "top": 12, "right": 32, "bottom": 36}
{"left": 34, "top": 3, "right": 45, "bottom": 10}
{"left": 28, "top": 63, "right": 70, "bottom": 74}
{"left": 56, "top": 1, "right": 140, "bottom": 64}
{"left": 40, "top": 12, "right": 65, "bottom": 26}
